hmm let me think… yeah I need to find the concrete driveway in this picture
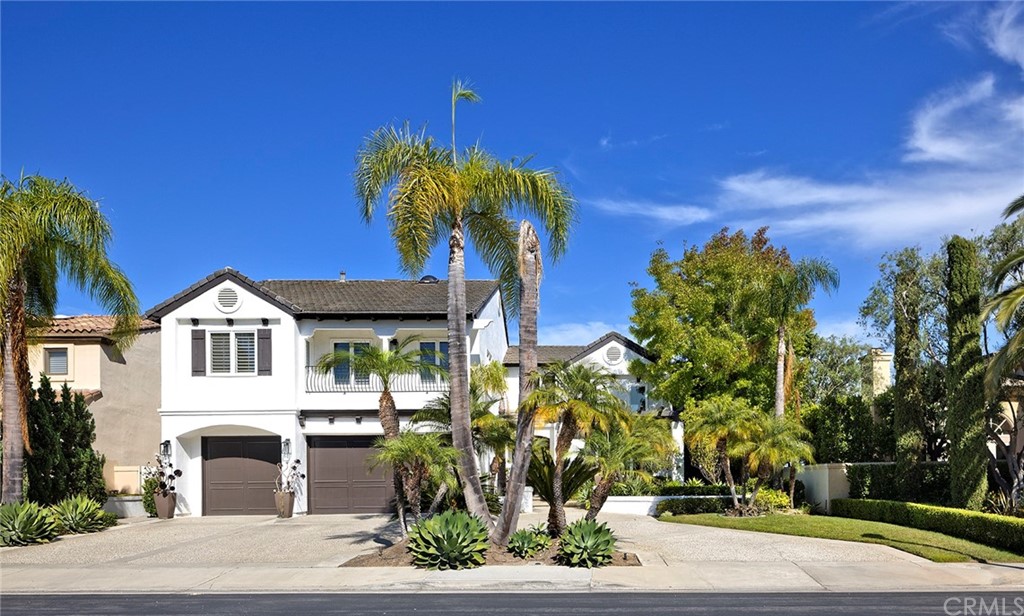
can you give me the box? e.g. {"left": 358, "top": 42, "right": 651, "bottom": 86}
{"left": 0, "top": 514, "right": 403, "bottom": 568}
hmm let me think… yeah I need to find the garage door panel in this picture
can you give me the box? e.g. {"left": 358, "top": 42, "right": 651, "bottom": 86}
{"left": 203, "top": 436, "right": 280, "bottom": 516}
{"left": 308, "top": 436, "right": 392, "bottom": 514}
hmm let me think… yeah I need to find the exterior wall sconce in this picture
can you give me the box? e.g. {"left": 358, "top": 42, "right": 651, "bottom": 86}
{"left": 159, "top": 440, "right": 171, "bottom": 465}
{"left": 355, "top": 415, "right": 362, "bottom": 425}
{"left": 191, "top": 319, "right": 199, "bottom": 327}
{"left": 298, "top": 413, "right": 306, "bottom": 428}
{"left": 328, "top": 415, "right": 335, "bottom": 425}
{"left": 281, "top": 438, "right": 291, "bottom": 461}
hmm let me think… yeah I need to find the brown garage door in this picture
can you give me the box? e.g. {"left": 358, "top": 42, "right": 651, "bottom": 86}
{"left": 202, "top": 436, "right": 280, "bottom": 516}
{"left": 308, "top": 436, "right": 393, "bottom": 514}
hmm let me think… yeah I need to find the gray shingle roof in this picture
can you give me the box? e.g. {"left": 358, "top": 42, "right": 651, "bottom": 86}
{"left": 503, "top": 345, "right": 586, "bottom": 366}
{"left": 259, "top": 279, "right": 499, "bottom": 317}
{"left": 145, "top": 268, "right": 499, "bottom": 321}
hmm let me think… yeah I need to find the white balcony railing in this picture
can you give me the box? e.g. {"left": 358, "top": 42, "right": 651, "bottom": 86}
{"left": 305, "top": 367, "right": 449, "bottom": 393}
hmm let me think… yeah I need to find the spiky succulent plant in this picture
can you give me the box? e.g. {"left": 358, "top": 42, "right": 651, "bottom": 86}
{"left": 557, "top": 519, "right": 616, "bottom": 568}
{"left": 407, "top": 510, "right": 490, "bottom": 570}
{"left": 507, "top": 528, "right": 552, "bottom": 559}
{"left": 0, "top": 501, "right": 59, "bottom": 546}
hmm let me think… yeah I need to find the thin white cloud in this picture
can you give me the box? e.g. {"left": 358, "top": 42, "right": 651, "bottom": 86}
{"left": 540, "top": 321, "right": 630, "bottom": 346}
{"left": 814, "top": 316, "right": 867, "bottom": 342}
{"left": 703, "top": 122, "right": 730, "bottom": 132}
{"left": 598, "top": 133, "right": 669, "bottom": 151}
{"left": 588, "top": 198, "right": 711, "bottom": 228}
{"left": 984, "top": 1, "right": 1024, "bottom": 72}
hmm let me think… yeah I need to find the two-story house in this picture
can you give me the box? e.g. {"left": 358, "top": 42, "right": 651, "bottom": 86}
{"left": 145, "top": 268, "right": 508, "bottom": 517}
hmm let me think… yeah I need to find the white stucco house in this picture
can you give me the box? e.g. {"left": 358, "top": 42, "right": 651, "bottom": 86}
{"left": 145, "top": 268, "right": 508, "bottom": 516}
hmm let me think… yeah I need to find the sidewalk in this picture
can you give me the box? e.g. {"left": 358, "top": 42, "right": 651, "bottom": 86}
{"left": 3, "top": 560, "right": 1024, "bottom": 593}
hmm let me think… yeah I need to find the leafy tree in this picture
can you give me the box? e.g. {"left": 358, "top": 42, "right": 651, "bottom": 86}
{"left": 354, "top": 82, "right": 575, "bottom": 525}
{"left": 1, "top": 175, "right": 139, "bottom": 504}
{"left": 630, "top": 228, "right": 793, "bottom": 413}
{"left": 892, "top": 249, "right": 925, "bottom": 501}
{"left": 803, "top": 395, "right": 876, "bottom": 463}
{"left": 803, "top": 334, "right": 871, "bottom": 405}
{"left": 945, "top": 236, "right": 986, "bottom": 510}
{"left": 684, "top": 394, "right": 759, "bottom": 508}
{"left": 749, "top": 259, "right": 839, "bottom": 417}
{"left": 581, "top": 414, "right": 676, "bottom": 520}
{"left": 525, "top": 361, "right": 625, "bottom": 535}
{"left": 370, "top": 431, "right": 459, "bottom": 521}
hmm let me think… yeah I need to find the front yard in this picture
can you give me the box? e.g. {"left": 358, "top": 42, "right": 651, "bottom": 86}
{"left": 662, "top": 513, "right": 1024, "bottom": 563}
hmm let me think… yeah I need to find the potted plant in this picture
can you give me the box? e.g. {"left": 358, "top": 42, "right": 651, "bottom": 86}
{"left": 149, "top": 454, "right": 182, "bottom": 519}
{"left": 275, "top": 458, "right": 305, "bottom": 518}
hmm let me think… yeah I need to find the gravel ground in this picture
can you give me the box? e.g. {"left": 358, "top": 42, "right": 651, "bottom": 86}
{"left": 1, "top": 506, "right": 918, "bottom": 568}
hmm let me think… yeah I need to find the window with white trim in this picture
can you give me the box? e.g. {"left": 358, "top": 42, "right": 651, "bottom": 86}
{"left": 420, "top": 341, "right": 449, "bottom": 384}
{"left": 209, "top": 331, "right": 257, "bottom": 375}
{"left": 44, "top": 348, "right": 69, "bottom": 375}
{"left": 332, "top": 341, "right": 370, "bottom": 385}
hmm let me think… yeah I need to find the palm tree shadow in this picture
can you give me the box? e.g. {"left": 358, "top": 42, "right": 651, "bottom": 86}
{"left": 860, "top": 532, "right": 1022, "bottom": 567}
{"left": 324, "top": 517, "right": 404, "bottom": 548}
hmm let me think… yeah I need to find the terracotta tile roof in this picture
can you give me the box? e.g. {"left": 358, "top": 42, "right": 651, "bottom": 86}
{"left": 259, "top": 279, "right": 500, "bottom": 317}
{"left": 40, "top": 315, "right": 159, "bottom": 337}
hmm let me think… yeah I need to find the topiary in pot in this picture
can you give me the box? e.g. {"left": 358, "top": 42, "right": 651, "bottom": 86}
{"left": 0, "top": 502, "right": 60, "bottom": 546}
{"left": 50, "top": 495, "right": 115, "bottom": 534}
{"left": 407, "top": 510, "right": 490, "bottom": 570}
{"left": 507, "top": 528, "right": 552, "bottom": 559}
{"left": 558, "top": 519, "right": 616, "bottom": 568}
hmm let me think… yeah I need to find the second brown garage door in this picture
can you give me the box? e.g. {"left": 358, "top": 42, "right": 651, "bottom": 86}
{"left": 308, "top": 436, "right": 393, "bottom": 514}
{"left": 202, "top": 436, "right": 280, "bottom": 516}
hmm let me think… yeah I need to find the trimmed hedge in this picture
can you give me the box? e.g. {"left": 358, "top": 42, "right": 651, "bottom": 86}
{"left": 656, "top": 497, "right": 729, "bottom": 516}
{"left": 831, "top": 498, "right": 1024, "bottom": 555}
{"left": 846, "top": 463, "right": 950, "bottom": 505}
{"left": 660, "top": 484, "right": 731, "bottom": 497}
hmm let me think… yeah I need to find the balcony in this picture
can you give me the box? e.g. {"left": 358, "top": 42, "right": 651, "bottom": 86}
{"left": 305, "top": 366, "right": 449, "bottom": 393}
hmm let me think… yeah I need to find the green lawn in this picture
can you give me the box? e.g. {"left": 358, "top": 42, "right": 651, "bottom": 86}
{"left": 663, "top": 513, "right": 1024, "bottom": 563}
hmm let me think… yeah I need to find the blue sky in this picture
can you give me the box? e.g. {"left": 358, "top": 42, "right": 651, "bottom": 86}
{"left": 3, "top": 2, "right": 1023, "bottom": 346}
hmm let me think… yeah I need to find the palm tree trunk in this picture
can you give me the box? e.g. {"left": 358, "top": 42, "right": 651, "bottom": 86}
{"left": 428, "top": 481, "right": 449, "bottom": 516}
{"left": 447, "top": 219, "right": 491, "bottom": 526}
{"left": 405, "top": 468, "right": 423, "bottom": 521}
{"left": 378, "top": 388, "right": 400, "bottom": 440}
{"left": 585, "top": 475, "right": 615, "bottom": 521}
{"left": 787, "top": 465, "right": 797, "bottom": 508}
{"left": 719, "top": 441, "right": 738, "bottom": 509}
{"left": 548, "top": 416, "right": 577, "bottom": 535}
{"left": 2, "top": 274, "right": 30, "bottom": 504}
{"left": 493, "top": 223, "right": 542, "bottom": 545}
{"left": 774, "top": 324, "right": 786, "bottom": 418}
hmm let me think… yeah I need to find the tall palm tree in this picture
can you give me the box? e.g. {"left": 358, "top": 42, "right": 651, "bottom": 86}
{"left": 985, "top": 194, "right": 1024, "bottom": 395}
{"left": 581, "top": 414, "right": 676, "bottom": 520}
{"left": 370, "top": 431, "right": 459, "bottom": 521}
{"left": 316, "top": 336, "right": 444, "bottom": 533}
{"left": 753, "top": 258, "right": 839, "bottom": 417}
{"left": 1, "top": 176, "right": 139, "bottom": 504}
{"left": 354, "top": 82, "right": 576, "bottom": 525}
{"left": 494, "top": 221, "right": 543, "bottom": 545}
{"left": 733, "top": 414, "right": 814, "bottom": 507}
{"left": 684, "top": 395, "right": 758, "bottom": 508}
{"left": 526, "top": 360, "right": 626, "bottom": 534}
{"left": 411, "top": 377, "right": 515, "bottom": 467}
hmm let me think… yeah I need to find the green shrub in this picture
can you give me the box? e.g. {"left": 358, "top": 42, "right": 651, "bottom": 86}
{"left": 831, "top": 498, "right": 1024, "bottom": 554}
{"left": 610, "top": 476, "right": 658, "bottom": 496}
{"left": 407, "top": 510, "right": 490, "bottom": 570}
{"left": 558, "top": 519, "right": 616, "bottom": 568}
{"left": 656, "top": 497, "right": 727, "bottom": 516}
{"left": 507, "top": 528, "right": 552, "bottom": 559}
{"left": 0, "top": 502, "right": 59, "bottom": 546}
{"left": 847, "top": 462, "right": 950, "bottom": 505}
{"left": 141, "top": 477, "right": 158, "bottom": 517}
{"left": 50, "top": 495, "right": 115, "bottom": 534}
{"left": 754, "top": 488, "right": 791, "bottom": 512}
{"left": 659, "top": 484, "right": 731, "bottom": 497}
{"left": 528, "top": 446, "right": 597, "bottom": 505}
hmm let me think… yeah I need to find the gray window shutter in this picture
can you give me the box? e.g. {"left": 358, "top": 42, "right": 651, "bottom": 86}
{"left": 257, "top": 328, "right": 272, "bottom": 376}
{"left": 191, "top": 329, "right": 206, "bottom": 376}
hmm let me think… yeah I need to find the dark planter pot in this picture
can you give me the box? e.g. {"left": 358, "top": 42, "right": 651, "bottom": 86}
{"left": 154, "top": 492, "right": 177, "bottom": 519}
{"left": 275, "top": 491, "right": 295, "bottom": 518}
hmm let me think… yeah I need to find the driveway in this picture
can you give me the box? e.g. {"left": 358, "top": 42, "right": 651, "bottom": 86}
{"left": 0, "top": 514, "right": 403, "bottom": 568}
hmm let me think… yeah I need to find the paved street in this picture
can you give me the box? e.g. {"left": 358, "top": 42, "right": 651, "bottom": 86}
{"left": 5, "top": 593, "right": 1024, "bottom": 616}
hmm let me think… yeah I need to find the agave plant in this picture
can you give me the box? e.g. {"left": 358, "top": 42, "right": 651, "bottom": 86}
{"left": 406, "top": 510, "right": 490, "bottom": 570}
{"left": 557, "top": 519, "right": 616, "bottom": 568}
{"left": 0, "top": 501, "right": 59, "bottom": 546}
{"left": 50, "top": 495, "right": 114, "bottom": 534}
{"left": 507, "top": 527, "right": 552, "bottom": 559}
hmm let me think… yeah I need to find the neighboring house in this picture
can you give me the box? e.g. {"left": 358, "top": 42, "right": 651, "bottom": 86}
{"left": 145, "top": 268, "right": 508, "bottom": 517}
{"left": 27, "top": 315, "right": 162, "bottom": 493}
{"left": 503, "top": 331, "right": 682, "bottom": 468}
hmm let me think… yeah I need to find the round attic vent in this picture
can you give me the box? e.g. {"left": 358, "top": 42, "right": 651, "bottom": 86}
{"left": 605, "top": 346, "right": 623, "bottom": 364}
{"left": 216, "top": 287, "right": 240, "bottom": 313}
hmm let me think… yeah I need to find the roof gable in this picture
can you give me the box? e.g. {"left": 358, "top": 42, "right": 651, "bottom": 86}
{"left": 145, "top": 268, "right": 301, "bottom": 321}
{"left": 503, "top": 332, "right": 653, "bottom": 367}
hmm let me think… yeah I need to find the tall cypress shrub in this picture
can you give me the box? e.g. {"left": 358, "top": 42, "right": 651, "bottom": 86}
{"left": 893, "top": 249, "right": 924, "bottom": 501}
{"left": 60, "top": 384, "right": 108, "bottom": 503}
{"left": 26, "top": 376, "right": 68, "bottom": 505}
{"left": 945, "top": 236, "right": 986, "bottom": 510}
